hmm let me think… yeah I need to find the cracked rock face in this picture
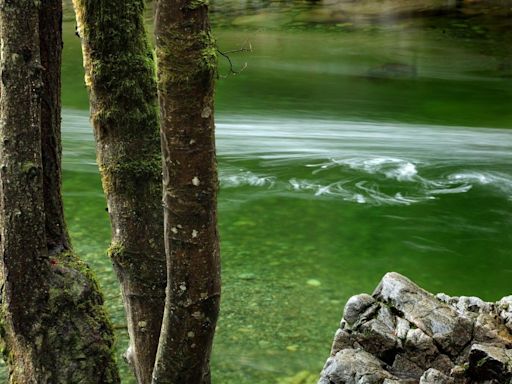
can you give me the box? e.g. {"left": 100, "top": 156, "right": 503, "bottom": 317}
{"left": 319, "top": 272, "right": 512, "bottom": 384}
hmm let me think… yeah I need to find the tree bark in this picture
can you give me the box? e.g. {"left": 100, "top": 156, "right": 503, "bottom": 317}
{"left": 40, "top": 0, "right": 71, "bottom": 254}
{"left": 0, "top": 1, "right": 120, "bottom": 382}
{"left": 72, "top": 1, "right": 167, "bottom": 382}
{"left": 152, "top": 1, "right": 221, "bottom": 383}
{"left": 0, "top": 8, "right": 49, "bottom": 381}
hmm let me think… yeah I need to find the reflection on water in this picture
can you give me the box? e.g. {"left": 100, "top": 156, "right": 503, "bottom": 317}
{"left": 213, "top": 25, "right": 512, "bottom": 128}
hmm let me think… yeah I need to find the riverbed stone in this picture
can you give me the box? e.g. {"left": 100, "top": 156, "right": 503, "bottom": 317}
{"left": 356, "top": 318, "right": 398, "bottom": 361}
{"left": 436, "top": 293, "right": 460, "bottom": 306}
{"left": 473, "top": 312, "right": 512, "bottom": 347}
{"left": 497, "top": 296, "right": 512, "bottom": 331}
{"left": 403, "top": 328, "right": 438, "bottom": 368}
{"left": 383, "top": 380, "right": 415, "bottom": 384}
{"left": 318, "top": 272, "right": 512, "bottom": 384}
{"left": 431, "top": 353, "right": 454, "bottom": 375}
{"left": 455, "top": 296, "right": 491, "bottom": 315}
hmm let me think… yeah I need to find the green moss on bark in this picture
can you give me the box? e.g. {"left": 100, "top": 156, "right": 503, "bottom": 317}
{"left": 157, "top": 30, "right": 217, "bottom": 90}
{"left": 99, "top": 155, "right": 162, "bottom": 194}
{"left": 73, "top": 1, "right": 166, "bottom": 382}
{"left": 186, "top": 0, "right": 209, "bottom": 10}
{"left": 45, "top": 250, "right": 120, "bottom": 383}
{"left": 201, "top": 34, "right": 218, "bottom": 73}
{"left": 108, "top": 242, "right": 129, "bottom": 266}
{"left": 0, "top": 251, "right": 120, "bottom": 384}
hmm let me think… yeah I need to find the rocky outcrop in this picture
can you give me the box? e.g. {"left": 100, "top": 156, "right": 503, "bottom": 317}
{"left": 319, "top": 273, "right": 512, "bottom": 384}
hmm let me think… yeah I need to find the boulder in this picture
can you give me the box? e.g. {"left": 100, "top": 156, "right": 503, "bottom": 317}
{"left": 318, "top": 272, "right": 512, "bottom": 384}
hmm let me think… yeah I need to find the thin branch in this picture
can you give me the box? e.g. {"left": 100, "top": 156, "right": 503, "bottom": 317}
{"left": 216, "top": 41, "right": 252, "bottom": 77}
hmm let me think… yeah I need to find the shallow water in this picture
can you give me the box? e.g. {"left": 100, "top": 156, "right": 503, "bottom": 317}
{"left": 3, "top": 1, "right": 512, "bottom": 383}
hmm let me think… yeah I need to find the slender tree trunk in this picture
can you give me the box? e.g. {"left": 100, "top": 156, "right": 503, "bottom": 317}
{"left": 152, "top": 1, "right": 221, "bottom": 383}
{"left": 0, "top": 1, "right": 120, "bottom": 382}
{"left": 73, "top": 1, "right": 167, "bottom": 382}
{"left": 40, "top": 0, "right": 70, "bottom": 254}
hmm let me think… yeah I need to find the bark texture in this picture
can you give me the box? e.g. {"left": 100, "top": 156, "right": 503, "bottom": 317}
{"left": 0, "top": 3, "right": 49, "bottom": 368}
{"left": 40, "top": 0, "right": 70, "bottom": 254}
{"left": 153, "top": 1, "right": 221, "bottom": 383}
{"left": 0, "top": 1, "right": 119, "bottom": 382}
{"left": 72, "top": 1, "right": 166, "bottom": 382}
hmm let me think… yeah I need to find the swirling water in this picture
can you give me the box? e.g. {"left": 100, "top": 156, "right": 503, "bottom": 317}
{"left": 64, "top": 111, "right": 512, "bottom": 207}
{"left": 216, "top": 117, "right": 512, "bottom": 205}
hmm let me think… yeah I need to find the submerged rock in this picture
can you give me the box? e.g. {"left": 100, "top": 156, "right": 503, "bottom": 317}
{"left": 366, "top": 63, "right": 417, "bottom": 79}
{"left": 278, "top": 370, "right": 318, "bottom": 384}
{"left": 319, "top": 272, "right": 512, "bottom": 384}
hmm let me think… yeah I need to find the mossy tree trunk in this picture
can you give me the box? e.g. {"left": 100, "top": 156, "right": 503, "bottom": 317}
{"left": 152, "top": 1, "right": 221, "bottom": 383}
{"left": 72, "top": 1, "right": 167, "bottom": 382}
{"left": 0, "top": 1, "right": 120, "bottom": 383}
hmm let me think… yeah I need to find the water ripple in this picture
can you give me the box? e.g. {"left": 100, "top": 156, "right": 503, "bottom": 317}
{"left": 62, "top": 110, "right": 512, "bottom": 206}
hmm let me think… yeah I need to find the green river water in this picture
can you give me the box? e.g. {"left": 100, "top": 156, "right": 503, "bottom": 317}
{"left": 5, "top": 1, "right": 512, "bottom": 383}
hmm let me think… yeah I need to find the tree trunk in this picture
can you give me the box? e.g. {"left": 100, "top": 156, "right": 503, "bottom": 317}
{"left": 0, "top": 3, "right": 50, "bottom": 380}
{"left": 152, "top": 1, "right": 221, "bottom": 383}
{"left": 0, "top": 1, "right": 120, "bottom": 382}
{"left": 40, "top": 0, "right": 70, "bottom": 254}
{"left": 72, "top": 1, "right": 167, "bottom": 382}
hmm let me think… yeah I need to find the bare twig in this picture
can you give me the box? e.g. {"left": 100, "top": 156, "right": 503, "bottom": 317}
{"left": 216, "top": 41, "right": 252, "bottom": 77}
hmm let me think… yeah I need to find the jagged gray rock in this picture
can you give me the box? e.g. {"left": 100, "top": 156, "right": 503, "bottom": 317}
{"left": 374, "top": 272, "right": 473, "bottom": 356}
{"left": 419, "top": 368, "right": 454, "bottom": 384}
{"left": 343, "top": 294, "right": 377, "bottom": 325}
{"left": 320, "top": 349, "right": 395, "bottom": 384}
{"left": 319, "top": 273, "right": 512, "bottom": 384}
{"left": 467, "top": 343, "right": 512, "bottom": 382}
